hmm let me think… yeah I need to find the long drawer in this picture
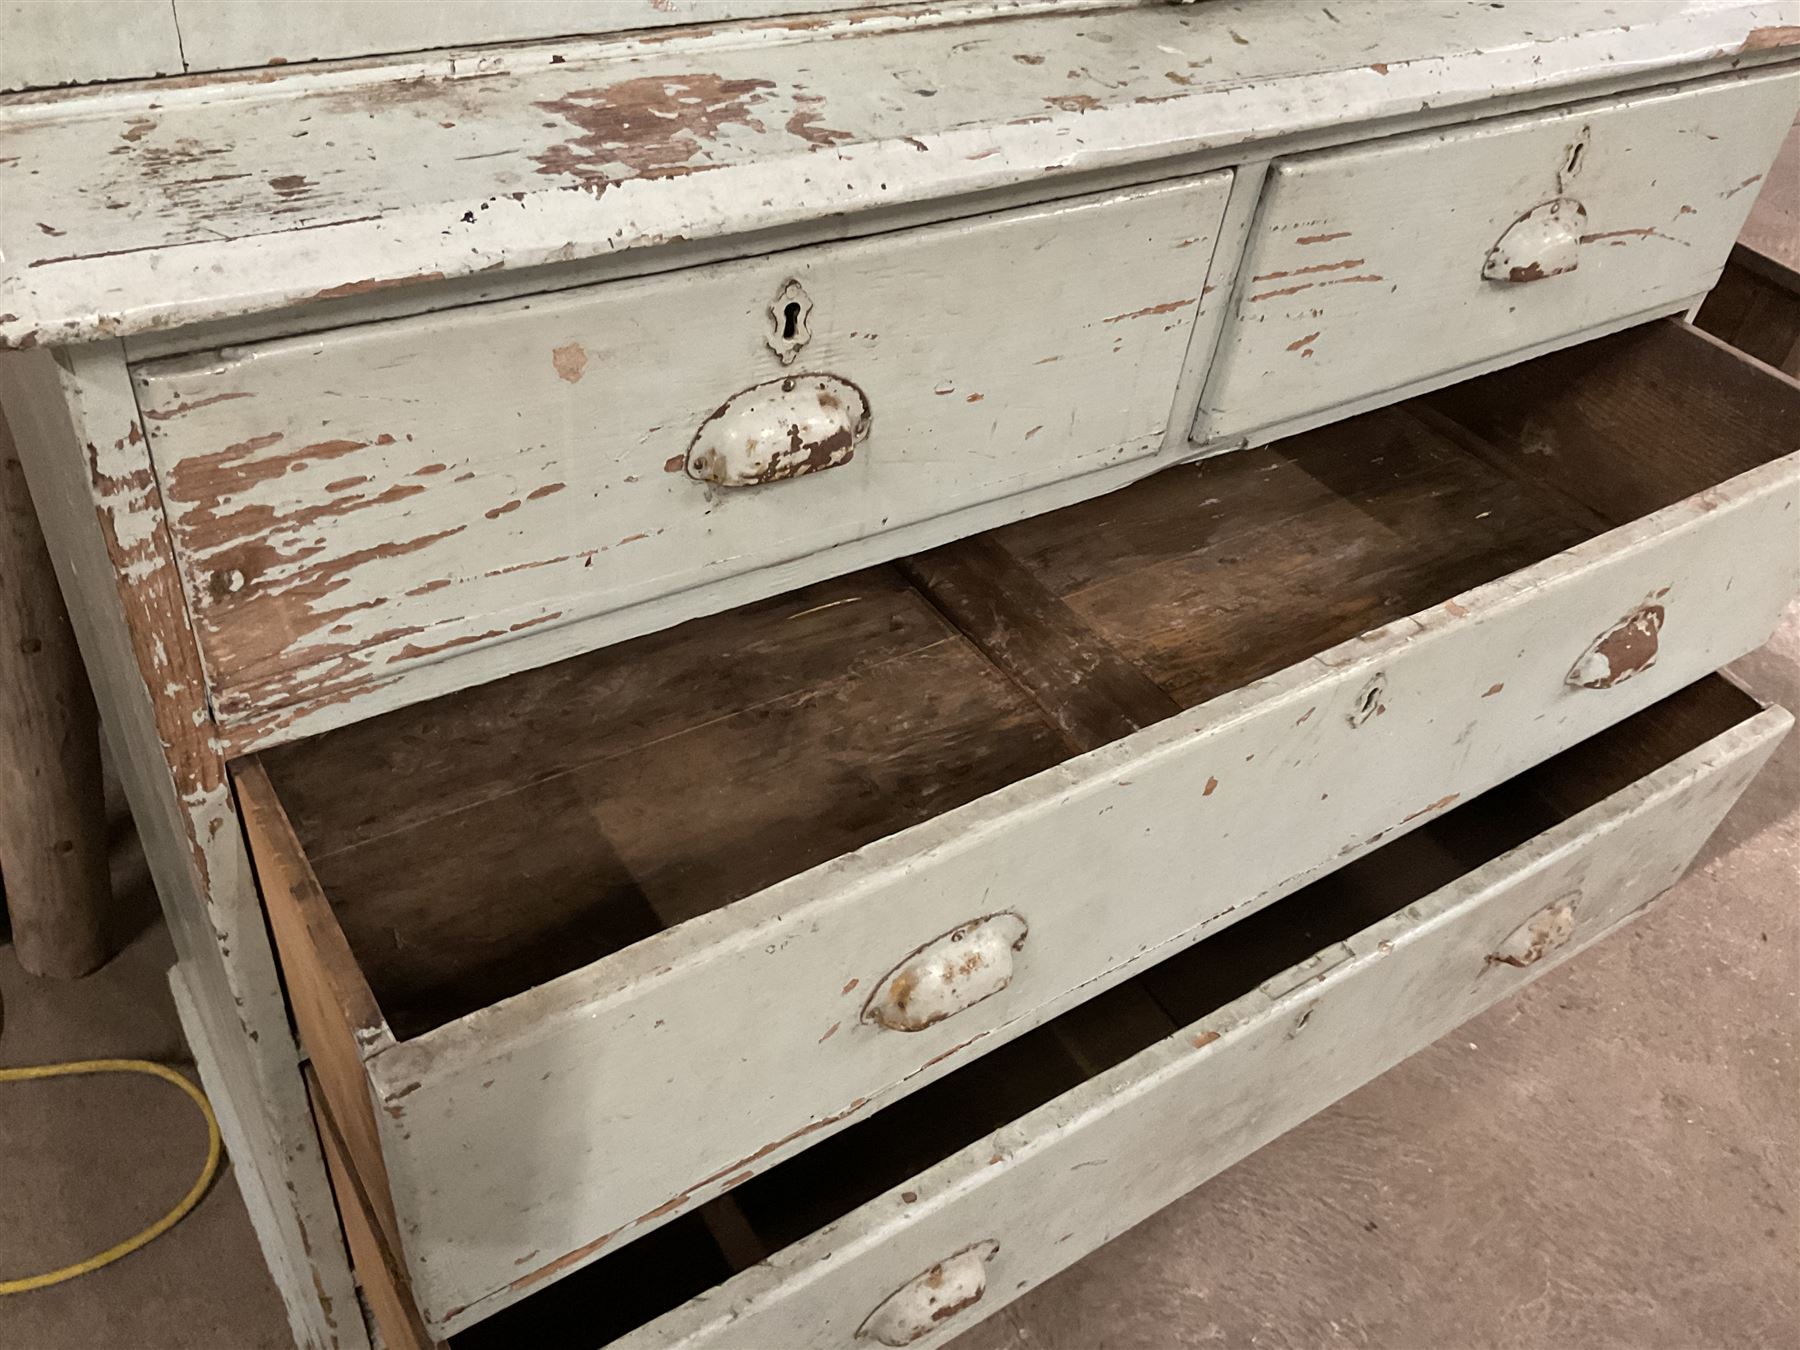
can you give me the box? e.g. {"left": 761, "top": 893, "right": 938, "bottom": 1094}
{"left": 235, "top": 317, "right": 1800, "bottom": 1336}
{"left": 1198, "top": 69, "right": 1800, "bottom": 444}
{"left": 314, "top": 676, "right": 1789, "bottom": 1349}
{"left": 131, "top": 174, "right": 1231, "bottom": 739}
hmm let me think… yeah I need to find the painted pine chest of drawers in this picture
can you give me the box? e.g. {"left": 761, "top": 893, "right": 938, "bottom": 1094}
{"left": 2, "top": 3, "right": 1797, "bottom": 1347}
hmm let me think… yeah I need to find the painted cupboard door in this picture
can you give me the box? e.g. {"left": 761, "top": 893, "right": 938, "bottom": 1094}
{"left": 1197, "top": 70, "right": 1800, "bottom": 443}
{"left": 132, "top": 174, "right": 1231, "bottom": 740}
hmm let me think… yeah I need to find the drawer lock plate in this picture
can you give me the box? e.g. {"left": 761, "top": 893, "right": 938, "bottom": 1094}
{"left": 686, "top": 373, "right": 870, "bottom": 487}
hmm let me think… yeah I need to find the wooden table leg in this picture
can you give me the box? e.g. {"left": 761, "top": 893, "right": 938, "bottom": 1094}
{"left": 0, "top": 401, "right": 112, "bottom": 978}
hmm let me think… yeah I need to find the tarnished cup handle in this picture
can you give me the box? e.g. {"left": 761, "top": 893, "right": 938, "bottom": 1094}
{"left": 685, "top": 373, "right": 870, "bottom": 487}
{"left": 863, "top": 914, "right": 1028, "bottom": 1033}
{"left": 857, "top": 1241, "right": 999, "bottom": 1345}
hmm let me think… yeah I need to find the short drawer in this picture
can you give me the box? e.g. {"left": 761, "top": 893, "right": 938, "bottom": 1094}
{"left": 1198, "top": 69, "right": 1800, "bottom": 443}
{"left": 315, "top": 677, "right": 1788, "bottom": 1349}
{"left": 131, "top": 174, "right": 1231, "bottom": 737}
{"left": 238, "top": 319, "right": 1798, "bottom": 1336}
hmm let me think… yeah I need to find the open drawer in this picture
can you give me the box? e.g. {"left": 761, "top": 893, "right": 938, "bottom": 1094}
{"left": 311, "top": 677, "right": 1789, "bottom": 1349}
{"left": 239, "top": 319, "right": 1800, "bottom": 1335}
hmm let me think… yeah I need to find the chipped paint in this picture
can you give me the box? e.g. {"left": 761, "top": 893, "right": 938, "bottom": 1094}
{"left": 1568, "top": 603, "right": 1665, "bottom": 689}
{"left": 864, "top": 914, "right": 1028, "bottom": 1032}
{"left": 551, "top": 341, "right": 588, "bottom": 383}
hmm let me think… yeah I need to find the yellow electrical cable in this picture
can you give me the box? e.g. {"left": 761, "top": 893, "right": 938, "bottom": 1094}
{"left": 0, "top": 1058, "right": 222, "bottom": 1295}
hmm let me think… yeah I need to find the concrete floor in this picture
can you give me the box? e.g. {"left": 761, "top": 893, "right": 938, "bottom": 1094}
{"left": 2, "top": 607, "right": 1796, "bottom": 1350}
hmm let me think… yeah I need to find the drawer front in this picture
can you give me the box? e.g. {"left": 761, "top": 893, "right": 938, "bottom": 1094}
{"left": 1197, "top": 71, "right": 1800, "bottom": 442}
{"left": 361, "top": 437, "right": 1799, "bottom": 1329}
{"left": 621, "top": 697, "right": 1788, "bottom": 1348}
{"left": 133, "top": 175, "right": 1230, "bottom": 733}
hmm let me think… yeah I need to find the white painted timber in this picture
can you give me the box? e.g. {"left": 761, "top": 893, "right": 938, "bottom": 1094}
{"left": 616, "top": 695, "right": 1791, "bottom": 1349}
{"left": 1198, "top": 69, "right": 1800, "bottom": 442}
{"left": 0, "top": 1, "right": 184, "bottom": 94}
{"left": 344, "top": 432, "right": 1797, "bottom": 1335}
{"left": 167, "top": 0, "right": 894, "bottom": 73}
{"left": 3, "top": 2, "right": 1798, "bottom": 350}
{"left": 0, "top": 346, "right": 364, "bottom": 1349}
{"left": 131, "top": 175, "right": 1231, "bottom": 734}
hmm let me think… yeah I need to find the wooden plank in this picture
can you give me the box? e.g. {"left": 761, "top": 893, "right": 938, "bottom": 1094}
{"left": 4, "top": 2, "right": 1797, "bottom": 350}
{"left": 170, "top": 0, "right": 869, "bottom": 72}
{"left": 612, "top": 695, "right": 1789, "bottom": 1348}
{"left": 995, "top": 404, "right": 1593, "bottom": 709}
{"left": 897, "top": 537, "right": 1182, "bottom": 754}
{"left": 1695, "top": 251, "right": 1800, "bottom": 376}
{"left": 0, "top": 399, "right": 110, "bottom": 976}
{"left": 1198, "top": 69, "right": 1800, "bottom": 442}
{"left": 131, "top": 175, "right": 1227, "bottom": 737}
{"left": 0, "top": 0, "right": 184, "bottom": 93}
{"left": 353, "top": 394, "right": 1799, "bottom": 1332}
{"left": 235, "top": 760, "right": 401, "bottom": 1255}
{"left": 306, "top": 1068, "right": 445, "bottom": 1350}
{"left": 0, "top": 346, "right": 365, "bottom": 1348}
{"left": 1421, "top": 319, "right": 1800, "bottom": 528}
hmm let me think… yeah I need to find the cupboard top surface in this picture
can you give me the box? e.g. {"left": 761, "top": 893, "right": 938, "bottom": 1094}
{"left": 3, "top": 0, "right": 1795, "bottom": 350}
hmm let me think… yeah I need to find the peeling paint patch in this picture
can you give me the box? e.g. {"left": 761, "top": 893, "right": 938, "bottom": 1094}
{"left": 552, "top": 341, "right": 589, "bottom": 383}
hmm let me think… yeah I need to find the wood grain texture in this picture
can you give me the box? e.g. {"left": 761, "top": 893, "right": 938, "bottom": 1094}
{"left": 134, "top": 176, "right": 1226, "bottom": 737}
{"left": 4, "top": 2, "right": 1797, "bottom": 349}
{"left": 598, "top": 688, "right": 1789, "bottom": 1348}
{"left": 897, "top": 537, "right": 1181, "bottom": 754}
{"left": 264, "top": 567, "right": 1067, "bottom": 1038}
{"left": 1199, "top": 69, "right": 1800, "bottom": 441}
{"left": 1697, "top": 249, "right": 1800, "bottom": 377}
{"left": 244, "top": 321, "right": 1800, "bottom": 1335}
{"left": 0, "top": 400, "right": 110, "bottom": 976}
{"left": 0, "top": 347, "right": 364, "bottom": 1350}
{"left": 306, "top": 1068, "right": 445, "bottom": 1350}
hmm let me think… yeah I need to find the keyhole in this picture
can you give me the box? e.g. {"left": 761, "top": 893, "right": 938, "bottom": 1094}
{"left": 1564, "top": 142, "right": 1585, "bottom": 177}
{"left": 781, "top": 302, "right": 801, "bottom": 340}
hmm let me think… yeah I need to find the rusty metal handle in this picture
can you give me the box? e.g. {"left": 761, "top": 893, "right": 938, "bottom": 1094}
{"left": 1567, "top": 602, "right": 1664, "bottom": 690}
{"left": 1486, "top": 895, "right": 1578, "bottom": 969}
{"left": 1483, "top": 197, "right": 1587, "bottom": 284}
{"left": 685, "top": 372, "right": 870, "bottom": 487}
{"left": 857, "top": 1240, "right": 999, "bottom": 1345}
{"left": 863, "top": 913, "right": 1028, "bottom": 1033}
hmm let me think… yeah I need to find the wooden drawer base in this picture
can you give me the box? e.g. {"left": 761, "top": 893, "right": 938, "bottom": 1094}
{"left": 310, "top": 676, "right": 1786, "bottom": 1349}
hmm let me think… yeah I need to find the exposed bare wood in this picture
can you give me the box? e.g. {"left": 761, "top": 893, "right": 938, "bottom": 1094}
{"left": 305, "top": 1068, "right": 446, "bottom": 1350}
{"left": 898, "top": 536, "right": 1182, "bottom": 754}
{"left": 0, "top": 400, "right": 110, "bottom": 976}
{"left": 0, "top": 346, "right": 363, "bottom": 1349}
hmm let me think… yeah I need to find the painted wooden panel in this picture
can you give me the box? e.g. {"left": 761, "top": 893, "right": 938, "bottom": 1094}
{"left": 170, "top": 0, "right": 875, "bottom": 72}
{"left": 1198, "top": 70, "right": 1800, "bottom": 441}
{"left": 0, "top": 1, "right": 183, "bottom": 93}
{"left": 132, "top": 175, "right": 1230, "bottom": 732}
{"left": 0, "top": 346, "right": 363, "bottom": 1348}
{"left": 348, "top": 436, "right": 1796, "bottom": 1331}
{"left": 616, "top": 694, "right": 1789, "bottom": 1348}
{"left": 4, "top": 2, "right": 1797, "bottom": 350}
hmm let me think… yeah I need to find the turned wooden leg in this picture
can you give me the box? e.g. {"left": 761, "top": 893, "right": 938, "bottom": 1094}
{"left": 0, "top": 400, "right": 112, "bottom": 977}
